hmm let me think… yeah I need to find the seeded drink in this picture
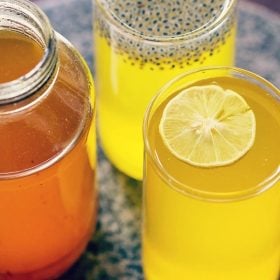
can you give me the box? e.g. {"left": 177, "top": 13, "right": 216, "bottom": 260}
{"left": 94, "top": 0, "right": 237, "bottom": 179}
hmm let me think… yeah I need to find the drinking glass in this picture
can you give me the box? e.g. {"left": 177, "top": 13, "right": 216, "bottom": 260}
{"left": 143, "top": 66, "right": 280, "bottom": 280}
{"left": 93, "top": 0, "right": 237, "bottom": 179}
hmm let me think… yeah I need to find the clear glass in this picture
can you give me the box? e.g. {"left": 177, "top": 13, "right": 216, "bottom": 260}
{"left": 143, "top": 67, "right": 280, "bottom": 280}
{"left": 93, "top": 0, "right": 237, "bottom": 179}
{"left": 0, "top": 0, "right": 97, "bottom": 279}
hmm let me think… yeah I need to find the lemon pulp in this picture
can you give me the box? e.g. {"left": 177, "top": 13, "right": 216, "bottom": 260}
{"left": 159, "top": 85, "right": 256, "bottom": 167}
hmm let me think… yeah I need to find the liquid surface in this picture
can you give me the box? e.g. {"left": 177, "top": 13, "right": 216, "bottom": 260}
{"left": 0, "top": 30, "right": 96, "bottom": 279}
{"left": 0, "top": 31, "right": 43, "bottom": 83}
{"left": 103, "top": 0, "right": 229, "bottom": 37}
{"left": 149, "top": 77, "right": 280, "bottom": 194}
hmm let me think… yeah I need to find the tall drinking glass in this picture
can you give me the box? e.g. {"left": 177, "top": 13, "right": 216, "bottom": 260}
{"left": 93, "top": 0, "right": 237, "bottom": 179}
{"left": 143, "top": 67, "right": 280, "bottom": 279}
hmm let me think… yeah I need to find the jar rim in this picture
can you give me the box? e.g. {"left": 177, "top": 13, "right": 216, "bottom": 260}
{"left": 0, "top": 0, "right": 57, "bottom": 105}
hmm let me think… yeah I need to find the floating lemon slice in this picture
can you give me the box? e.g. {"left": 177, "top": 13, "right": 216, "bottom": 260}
{"left": 159, "top": 85, "right": 256, "bottom": 167}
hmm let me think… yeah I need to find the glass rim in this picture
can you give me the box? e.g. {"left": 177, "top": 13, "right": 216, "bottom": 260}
{"left": 143, "top": 66, "right": 280, "bottom": 202}
{"left": 0, "top": 0, "right": 57, "bottom": 105}
{"left": 95, "top": 0, "right": 237, "bottom": 44}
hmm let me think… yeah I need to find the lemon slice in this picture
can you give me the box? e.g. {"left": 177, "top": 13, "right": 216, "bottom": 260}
{"left": 159, "top": 85, "right": 256, "bottom": 167}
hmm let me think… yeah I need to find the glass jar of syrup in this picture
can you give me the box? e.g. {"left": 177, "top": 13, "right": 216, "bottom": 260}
{"left": 0, "top": 0, "right": 97, "bottom": 278}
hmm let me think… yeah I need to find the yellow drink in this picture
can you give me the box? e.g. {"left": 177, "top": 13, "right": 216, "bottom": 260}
{"left": 94, "top": 0, "right": 237, "bottom": 179}
{"left": 143, "top": 67, "right": 280, "bottom": 280}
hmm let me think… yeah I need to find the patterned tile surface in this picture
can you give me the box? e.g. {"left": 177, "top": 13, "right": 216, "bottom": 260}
{"left": 35, "top": 0, "right": 280, "bottom": 279}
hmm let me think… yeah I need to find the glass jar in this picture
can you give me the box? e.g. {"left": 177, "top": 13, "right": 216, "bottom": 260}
{"left": 0, "top": 0, "right": 97, "bottom": 279}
